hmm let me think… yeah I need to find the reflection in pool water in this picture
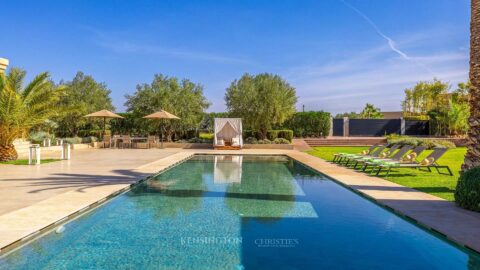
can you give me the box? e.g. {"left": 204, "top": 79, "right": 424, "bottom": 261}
{"left": 1, "top": 155, "right": 479, "bottom": 269}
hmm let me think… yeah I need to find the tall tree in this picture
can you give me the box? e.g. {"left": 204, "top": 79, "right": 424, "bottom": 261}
{"left": 463, "top": 0, "right": 480, "bottom": 170}
{"left": 55, "top": 72, "right": 114, "bottom": 137}
{"left": 225, "top": 73, "right": 297, "bottom": 138}
{"left": 402, "top": 79, "right": 450, "bottom": 116}
{"left": 0, "top": 68, "right": 64, "bottom": 161}
{"left": 359, "top": 103, "right": 383, "bottom": 119}
{"left": 125, "top": 74, "right": 210, "bottom": 140}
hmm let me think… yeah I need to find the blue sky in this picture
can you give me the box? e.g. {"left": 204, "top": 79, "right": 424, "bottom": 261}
{"left": 1, "top": 0, "right": 470, "bottom": 113}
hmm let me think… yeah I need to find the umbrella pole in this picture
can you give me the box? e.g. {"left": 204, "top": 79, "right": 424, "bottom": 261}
{"left": 160, "top": 120, "right": 163, "bottom": 149}
{"left": 103, "top": 117, "right": 106, "bottom": 148}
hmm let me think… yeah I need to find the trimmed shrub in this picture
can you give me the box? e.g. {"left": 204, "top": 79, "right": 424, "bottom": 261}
{"left": 29, "top": 131, "right": 54, "bottom": 144}
{"left": 386, "top": 135, "right": 456, "bottom": 149}
{"left": 404, "top": 115, "right": 429, "bottom": 121}
{"left": 64, "top": 137, "right": 82, "bottom": 144}
{"left": 455, "top": 167, "right": 480, "bottom": 212}
{"left": 244, "top": 137, "right": 258, "bottom": 144}
{"left": 81, "top": 136, "right": 98, "bottom": 143}
{"left": 257, "top": 139, "right": 272, "bottom": 144}
{"left": 244, "top": 129, "right": 293, "bottom": 142}
{"left": 78, "top": 129, "right": 104, "bottom": 138}
{"left": 281, "top": 111, "right": 331, "bottom": 137}
{"left": 274, "top": 138, "right": 290, "bottom": 144}
{"left": 429, "top": 139, "right": 456, "bottom": 149}
{"left": 243, "top": 130, "right": 258, "bottom": 139}
{"left": 266, "top": 130, "right": 279, "bottom": 141}
{"left": 187, "top": 137, "right": 211, "bottom": 143}
{"left": 277, "top": 130, "right": 294, "bottom": 142}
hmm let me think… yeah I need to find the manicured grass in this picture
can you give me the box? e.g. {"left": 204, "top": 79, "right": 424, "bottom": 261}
{"left": 199, "top": 132, "right": 214, "bottom": 140}
{"left": 307, "top": 146, "right": 466, "bottom": 201}
{"left": 0, "top": 159, "right": 61, "bottom": 165}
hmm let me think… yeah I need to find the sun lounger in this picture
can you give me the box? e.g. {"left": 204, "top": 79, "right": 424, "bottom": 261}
{"left": 353, "top": 145, "right": 413, "bottom": 171}
{"left": 341, "top": 145, "right": 390, "bottom": 166}
{"left": 375, "top": 148, "right": 452, "bottom": 176}
{"left": 333, "top": 144, "right": 379, "bottom": 163}
{"left": 361, "top": 145, "right": 427, "bottom": 173}
{"left": 349, "top": 144, "right": 403, "bottom": 169}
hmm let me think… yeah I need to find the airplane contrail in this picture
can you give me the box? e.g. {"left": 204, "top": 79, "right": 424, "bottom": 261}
{"left": 339, "top": 0, "right": 436, "bottom": 76}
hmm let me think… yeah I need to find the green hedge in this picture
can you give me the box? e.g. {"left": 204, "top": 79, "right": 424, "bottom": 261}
{"left": 243, "top": 129, "right": 293, "bottom": 142}
{"left": 281, "top": 111, "right": 331, "bottom": 137}
{"left": 277, "top": 130, "right": 294, "bottom": 141}
{"left": 455, "top": 167, "right": 480, "bottom": 212}
{"left": 386, "top": 135, "right": 456, "bottom": 149}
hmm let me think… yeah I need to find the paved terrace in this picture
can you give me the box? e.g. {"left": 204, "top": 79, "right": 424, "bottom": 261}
{"left": 0, "top": 148, "right": 480, "bottom": 254}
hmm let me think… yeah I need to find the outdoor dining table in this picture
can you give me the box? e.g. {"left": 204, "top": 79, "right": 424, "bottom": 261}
{"left": 112, "top": 136, "right": 147, "bottom": 148}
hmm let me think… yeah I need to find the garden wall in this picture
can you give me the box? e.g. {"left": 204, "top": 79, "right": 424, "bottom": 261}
{"left": 332, "top": 118, "right": 430, "bottom": 137}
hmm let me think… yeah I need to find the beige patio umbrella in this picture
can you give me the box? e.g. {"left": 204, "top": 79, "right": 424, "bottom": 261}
{"left": 143, "top": 110, "right": 180, "bottom": 148}
{"left": 84, "top": 109, "right": 124, "bottom": 137}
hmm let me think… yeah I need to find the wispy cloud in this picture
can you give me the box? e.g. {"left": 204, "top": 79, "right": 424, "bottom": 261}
{"left": 97, "top": 40, "right": 251, "bottom": 64}
{"left": 339, "top": 0, "right": 436, "bottom": 76}
{"left": 287, "top": 39, "right": 468, "bottom": 113}
{"left": 81, "top": 26, "right": 251, "bottom": 64}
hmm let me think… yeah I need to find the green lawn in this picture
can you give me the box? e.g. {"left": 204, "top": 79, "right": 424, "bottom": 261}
{"left": 0, "top": 159, "right": 61, "bottom": 165}
{"left": 307, "top": 146, "right": 466, "bottom": 201}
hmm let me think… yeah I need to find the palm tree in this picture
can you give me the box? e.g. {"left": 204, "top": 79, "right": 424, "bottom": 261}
{"left": 359, "top": 103, "right": 383, "bottom": 119}
{"left": 0, "top": 68, "right": 63, "bottom": 161}
{"left": 463, "top": 0, "right": 480, "bottom": 171}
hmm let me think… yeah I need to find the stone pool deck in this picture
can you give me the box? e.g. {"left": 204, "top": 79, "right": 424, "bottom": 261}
{"left": 1, "top": 148, "right": 480, "bottom": 254}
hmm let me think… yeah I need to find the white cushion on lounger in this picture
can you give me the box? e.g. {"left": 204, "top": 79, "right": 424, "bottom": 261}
{"left": 231, "top": 137, "right": 240, "bottom": 146}
{"left": 217, "top": 139, "right": 225, "bottom": 146}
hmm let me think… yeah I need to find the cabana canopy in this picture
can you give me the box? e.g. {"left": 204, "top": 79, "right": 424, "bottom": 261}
{"left": 214, "top": 118, "right": 243, "bottom": 149}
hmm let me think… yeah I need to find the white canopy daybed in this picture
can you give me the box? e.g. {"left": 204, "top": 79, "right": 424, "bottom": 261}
{"left": 214, "top": 118, "right": 243, "bottom": 150}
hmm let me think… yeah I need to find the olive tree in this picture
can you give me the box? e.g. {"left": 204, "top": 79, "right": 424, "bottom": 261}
{"left": 125, "top": 74, "right": 210, "bottom": 140}
{"left": 55, "top": 72, "right": 114, "bottom": 137}
{"left": 225, "top": 73, "right": 297, "bottom": 139}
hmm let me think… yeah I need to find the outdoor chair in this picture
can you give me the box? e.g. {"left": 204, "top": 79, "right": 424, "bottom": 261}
{"left": 102, "top": 135, "right": 111, "bottom": 148}
{"left": 147, "top": 135, "right": 157, "bottom": 148}
{"left": 119, "top": 135, "right": 132, "bottom": 148}
{"left": 374, "top": 148, "right": 452, "bottom": 176}
{"left": 333, "top": 144, "right": 379, "bottom": 163}
{"left": 351, "top": 145, "right": 412, "bottom": 171}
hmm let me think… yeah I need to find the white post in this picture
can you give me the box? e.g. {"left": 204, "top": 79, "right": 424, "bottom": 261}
{"left": 36, "top": 146, "right": 41, "bottom": 165}
{"left": 28, "top": 146, "right": 34, "bottom": 165}
{"left": 400, "top": 118, "right": 406, "bottom": 135}
{"left": 62, "top": 143, "right": 71, "bottom": 160}
{"left": 29, "top": 145, "right": 41, "bottom": 165}
{"left": 43, "top": 138, "right": 51, "bottom": 147}
{"left": 56, "top": 139, "right": 63, "bottom": 146}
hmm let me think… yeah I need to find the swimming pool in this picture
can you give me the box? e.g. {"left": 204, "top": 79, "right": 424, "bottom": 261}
{"left": 1, "top": 155, "right": 479, "bottom": 269}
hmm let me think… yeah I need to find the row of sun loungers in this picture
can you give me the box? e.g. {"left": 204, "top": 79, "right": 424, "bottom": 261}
{"left": 333, "top": 144, "right": 452, "bottom": 176}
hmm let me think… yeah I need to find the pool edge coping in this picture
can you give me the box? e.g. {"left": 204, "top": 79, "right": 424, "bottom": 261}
{"left": 1, "top": 149, "right": 479, "bottom": 257}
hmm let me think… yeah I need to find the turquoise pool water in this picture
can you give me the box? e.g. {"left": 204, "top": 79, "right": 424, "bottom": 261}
{"left": 1, "top": 155, "right": 479, "bottom": 269}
